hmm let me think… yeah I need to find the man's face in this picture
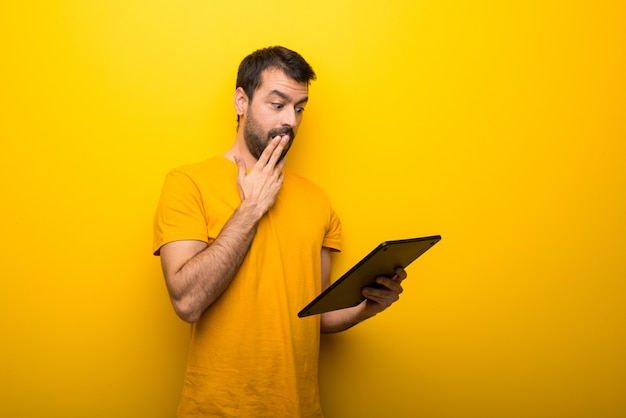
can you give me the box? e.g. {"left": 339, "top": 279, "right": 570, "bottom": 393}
{"left": 242, "top": 68, "right": 309, "bottom": 161}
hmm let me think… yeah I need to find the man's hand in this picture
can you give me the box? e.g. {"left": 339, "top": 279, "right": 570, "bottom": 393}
{"left": 360, "top": 267, "right": 408, "bottom": 317}
{"left": 234, "top": 135, "right": 289, "bottom": 220}
{"left": 362, "top": 267, "right": 407, "bottom": 316}
{"left": 320, "top": 266, "right": 408, "bottom": 333}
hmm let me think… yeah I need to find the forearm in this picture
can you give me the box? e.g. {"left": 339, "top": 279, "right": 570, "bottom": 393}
{"left": 165, "top": 201, "right": 263, "bottom": 322}
{"left": 320, "top": 302, "right": 375, "bottom": 333}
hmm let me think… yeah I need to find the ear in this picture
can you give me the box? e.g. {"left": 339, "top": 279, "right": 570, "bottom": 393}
{"left": 234, "top": 87, "right": 248, "bottom": 117}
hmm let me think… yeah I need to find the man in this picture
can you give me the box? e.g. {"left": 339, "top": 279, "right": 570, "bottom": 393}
{"left": 153, "top": 46, "right": 407, "bottom": 417}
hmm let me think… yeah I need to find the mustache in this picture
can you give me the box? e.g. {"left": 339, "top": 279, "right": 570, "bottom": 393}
{"left": 268, "top": 126, "right": 294, "bottom": 140}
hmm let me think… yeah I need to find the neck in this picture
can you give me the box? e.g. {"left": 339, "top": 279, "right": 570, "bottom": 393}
{"left": 223, "top": 135, "right": 256, "bottom": 168}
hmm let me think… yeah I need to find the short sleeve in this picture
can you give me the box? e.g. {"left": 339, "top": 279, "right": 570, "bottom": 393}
{"left": 152, "top": 169, "right": 209, "bottom": 255}
{"left": 323, "top": 205, "right": 342, "bottom": 252}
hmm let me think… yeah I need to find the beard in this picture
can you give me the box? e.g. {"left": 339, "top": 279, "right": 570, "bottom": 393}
{"left": 243, "top": 109, "right": 295, "bottom": 161}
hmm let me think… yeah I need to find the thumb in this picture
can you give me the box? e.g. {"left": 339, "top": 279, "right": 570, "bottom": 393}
{"left": 233, "top": 155, "right": 247, "bottom": 199}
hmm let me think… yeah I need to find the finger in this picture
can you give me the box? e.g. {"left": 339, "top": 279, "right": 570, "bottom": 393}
{"left": 362, "top": 286, "right": 400, "bottom": 307}
{"left": 233, "top": 155, "right": 248, "bottom": 199}
{"left": 274, "top": 153, "right": 287, "bottom": 172}
{"left": 393, "top": 267, "right": 408, "bottom": 282}
{"left": 256, "top": 136, "right": 282, "bottom": 167}
{"left": 375, "top": 276, "right": 404, "bottom": 294}
{"left": 234, "top": 154, "right": 246, "bottom": 178}
{"left": 266, "top": 135, "right": 289, "bottom": 168}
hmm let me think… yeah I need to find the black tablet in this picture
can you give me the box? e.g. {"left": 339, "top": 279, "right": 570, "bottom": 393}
{"left": 298, "top": 235, "right": 442, "bottom": 317}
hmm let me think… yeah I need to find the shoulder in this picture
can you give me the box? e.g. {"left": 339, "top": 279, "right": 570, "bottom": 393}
{"left": 163, "top": 156, "right": 236, "bottom": 190}
{"left": 168, "top": 156, "right": 233, "bottom": 179}
{"left": 284, "top": 169, "right": 328, "bottom": 198}
{"left": 283, "top": 169, "right": 340, "bottom": 222}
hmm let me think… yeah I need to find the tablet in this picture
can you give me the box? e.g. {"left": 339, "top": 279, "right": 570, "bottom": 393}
{"left": 298, "top": 235, "right": 441, "bottom": 317}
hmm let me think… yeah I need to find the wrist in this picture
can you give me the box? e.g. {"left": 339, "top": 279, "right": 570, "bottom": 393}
{"left": 237, "top": 200, "right": 266, "bottom": 224}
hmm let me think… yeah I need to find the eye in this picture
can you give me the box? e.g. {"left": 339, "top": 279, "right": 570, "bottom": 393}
{"left": 271, "top": 102, "right": 284, "bottom": 109}
{"left": 296, "top": 106, "right": 305, "bottom": 114}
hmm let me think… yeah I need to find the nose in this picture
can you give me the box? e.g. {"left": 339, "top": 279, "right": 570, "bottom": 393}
{"left": 281, "top": 107, "right": 298, "bottom": 129}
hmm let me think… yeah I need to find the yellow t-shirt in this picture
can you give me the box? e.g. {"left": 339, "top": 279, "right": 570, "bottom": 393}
{"left": 153, "top": 156, "right": 342, "bottom": 417}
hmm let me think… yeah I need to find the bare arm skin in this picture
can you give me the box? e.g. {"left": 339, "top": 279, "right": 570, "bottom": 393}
{"left": 320, "top": 248, "right": 408, "bottom": 333}
{"left": 159, "top": 136, "right": 289, "bottom": 323}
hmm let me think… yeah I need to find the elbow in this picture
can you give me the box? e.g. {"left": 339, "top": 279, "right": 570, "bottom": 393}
{"left": 171, "top": 296, "right": 203, "bottom": 323}
{"left": 176, "top": 309, "right": 201, "bottom": 324}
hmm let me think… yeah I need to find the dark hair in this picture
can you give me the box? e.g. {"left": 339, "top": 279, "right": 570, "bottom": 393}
{"left": 236, "top": 46, "right": 317, "bottom": 102}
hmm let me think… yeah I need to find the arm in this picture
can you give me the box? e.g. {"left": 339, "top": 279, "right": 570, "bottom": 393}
{"left": 159, "top": 136, "right": 289, "bottom": 323}
{"left": 320, "top": 247, "right": 408, "bottom": 333}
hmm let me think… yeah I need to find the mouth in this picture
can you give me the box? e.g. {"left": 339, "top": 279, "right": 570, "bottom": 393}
{"left": 268, "top": 126, "right": 294, "bottom": 140}
{"left": 268, "top": 127, "right": 295, "bottom": 161}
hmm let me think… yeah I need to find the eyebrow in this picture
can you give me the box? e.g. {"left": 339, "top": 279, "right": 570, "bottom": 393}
{"left": 269, "top": 89, "right": 309, "bottom": 106}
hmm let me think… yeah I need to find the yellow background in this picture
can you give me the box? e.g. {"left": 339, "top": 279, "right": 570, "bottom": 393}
{"left": 1, "top": 1, "right": 625, "bottom": 417}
